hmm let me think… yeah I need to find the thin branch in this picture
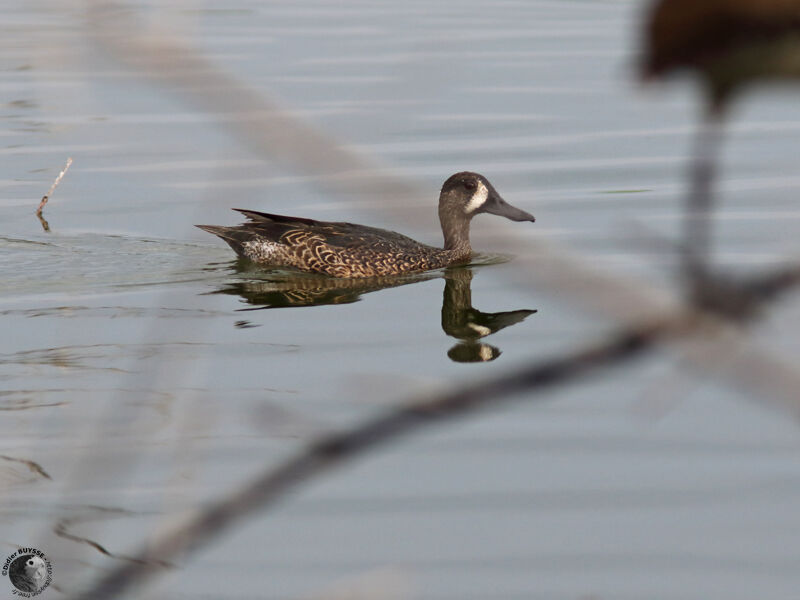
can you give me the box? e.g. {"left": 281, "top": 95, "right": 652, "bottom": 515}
{"left": 35, "top": 157, "right": 73, "bottom": 232}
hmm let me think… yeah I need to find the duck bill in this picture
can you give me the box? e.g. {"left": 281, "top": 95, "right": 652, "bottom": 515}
{"left": 484, "top": 194, "right": 535, "bottom": 222}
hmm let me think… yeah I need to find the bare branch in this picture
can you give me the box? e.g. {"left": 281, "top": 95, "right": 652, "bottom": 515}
{"left": 35, "top": 157, "right": 73, "bottom": 232}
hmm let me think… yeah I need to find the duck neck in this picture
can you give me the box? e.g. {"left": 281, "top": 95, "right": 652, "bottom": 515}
{"left": 440, "top": 214, "right": 472, "bottom": 256}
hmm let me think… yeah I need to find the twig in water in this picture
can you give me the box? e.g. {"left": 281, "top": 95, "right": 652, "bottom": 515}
{"left": 35, "top": 157, "right": 73, "bottom": 232}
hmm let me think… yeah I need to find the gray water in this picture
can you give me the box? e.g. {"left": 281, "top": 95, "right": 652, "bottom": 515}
{"left": 2, "top": 1, "right": 800, "bottom": 599}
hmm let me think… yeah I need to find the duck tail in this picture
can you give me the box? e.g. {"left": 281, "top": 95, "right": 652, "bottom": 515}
{"left": 196, "top": 224, "right": 252, "bottom": 256}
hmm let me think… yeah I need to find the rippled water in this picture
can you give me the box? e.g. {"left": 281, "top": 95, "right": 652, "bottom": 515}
{"left": 2, "top": 1, "right": 800, "bottom": 599}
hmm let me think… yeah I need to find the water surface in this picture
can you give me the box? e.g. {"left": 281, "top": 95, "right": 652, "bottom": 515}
{"left": 2, "top": 1, "right": 800, "bottom": 599}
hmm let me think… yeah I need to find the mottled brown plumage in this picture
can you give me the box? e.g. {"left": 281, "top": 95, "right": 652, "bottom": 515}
{"left": 197, "top": 172, "right": 534, "bottom": 278}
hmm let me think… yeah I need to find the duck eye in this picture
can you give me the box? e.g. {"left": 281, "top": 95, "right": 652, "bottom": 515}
{"left": 463, "top": 180, "right": 477, "bottom": 191}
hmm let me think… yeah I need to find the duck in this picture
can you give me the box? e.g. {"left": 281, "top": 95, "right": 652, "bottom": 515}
{"left": 197, "top": 172, "right": 535, "bottom": 278}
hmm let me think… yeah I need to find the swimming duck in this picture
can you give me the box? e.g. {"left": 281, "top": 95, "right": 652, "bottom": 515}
{"left": 197, "top": 172, "right": 534, "bottom": 278}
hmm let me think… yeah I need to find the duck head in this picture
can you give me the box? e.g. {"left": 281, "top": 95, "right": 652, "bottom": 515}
{"left": 438, "top": 171, "right": 534, "bottom": 251}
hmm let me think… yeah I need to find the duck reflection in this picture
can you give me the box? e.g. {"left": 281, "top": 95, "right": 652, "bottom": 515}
{"left": 215, "top": 260, "right": 438, "bottom": 308}
{"left": 441, "top": 268, "right": 536, "bottom": 362}
{"left": 212, "top": 261, "right": 535, "bottom": 362}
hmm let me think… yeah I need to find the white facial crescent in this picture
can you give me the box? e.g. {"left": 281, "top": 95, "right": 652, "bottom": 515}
{"left": 464, "top": 182, "right": 489, "bottom": 214}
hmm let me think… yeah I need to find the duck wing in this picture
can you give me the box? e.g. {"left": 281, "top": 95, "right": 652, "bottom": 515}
{"left": 233, "top": 208, "right": 433, "bottom": 252}
{"left": 233, "top": 209, "right": 319, "bottom": 227}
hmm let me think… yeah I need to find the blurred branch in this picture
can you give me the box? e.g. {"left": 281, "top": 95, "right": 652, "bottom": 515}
{"left": 69, "top": 320, "right": 667, "bottom": 600}
{"left": 68, "top": 261, "right": 800, "bottom": 600}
